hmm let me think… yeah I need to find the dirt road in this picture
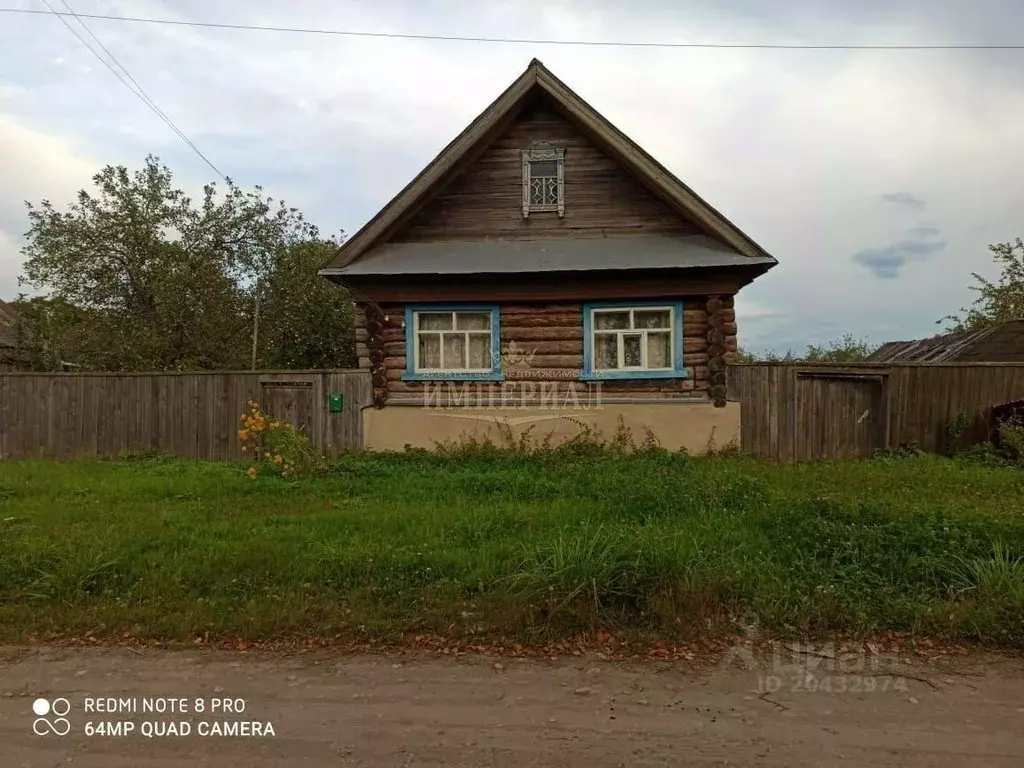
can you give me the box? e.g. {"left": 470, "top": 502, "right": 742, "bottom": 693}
{"left": 1, "top": 645, "right": 1022, "bottom": 766}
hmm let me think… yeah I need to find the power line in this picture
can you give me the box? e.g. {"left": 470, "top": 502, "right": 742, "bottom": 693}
{"left": 36, "top": 0, "right": 225, "bottom": 179}
{"left": 4, "top": 7, "right": 1024, "bottom": 50}
{"left": 54, "top": 0, "right": 223, "bottom": 178}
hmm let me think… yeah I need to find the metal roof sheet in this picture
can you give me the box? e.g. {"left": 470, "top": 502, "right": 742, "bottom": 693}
{"left": 327, "top": 235, "right": 772, "bottom": 276}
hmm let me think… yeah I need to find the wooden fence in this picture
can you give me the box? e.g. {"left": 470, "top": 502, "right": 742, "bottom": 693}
{"left": 0, "top": 370, "right": 372, "bottom": 460}
{"left": 7, "top": 364, "right": 1023, "bottom": 463}
{"left": 729, "top": 362, "right": 1024, "bottom": 461}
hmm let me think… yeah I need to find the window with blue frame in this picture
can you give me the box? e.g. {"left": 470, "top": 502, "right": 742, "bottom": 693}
{"left": 581, "top": 301, "right": 687, "bottom": 380}
{"left": 401, "top": 305, "right": 503, "bottom": 381}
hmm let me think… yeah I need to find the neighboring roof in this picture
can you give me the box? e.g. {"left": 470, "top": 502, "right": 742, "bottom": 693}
{"left": 0, "top": 300, "right": 20, "bottom": 349}
{"left": 867, "top": 319, "right": 1024, "bottom": 363}
{"left": 337, "top": 234, "right": 775, "bottom": 276}
{"left": 321, "top": 58, "right": 776, "bottom": 277}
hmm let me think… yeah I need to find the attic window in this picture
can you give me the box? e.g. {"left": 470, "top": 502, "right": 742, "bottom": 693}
{"left": 522, "top": 141, "right": 565, "bottom": 218}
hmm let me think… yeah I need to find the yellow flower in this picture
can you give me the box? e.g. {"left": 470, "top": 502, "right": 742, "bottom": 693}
{"left": 239, "top": 414, "right": 247, "bottom": 422}
{"left": 241, "top": 446, "right": 247, "bottom": 452}
{"left": 274, "top": 455, "right": 283, "bottom": 464}
{"left": 246, "top": 467, "right": 258, "bottom": 480}
{"left": 238, "top": 428, "right": 250, "bottom": 440}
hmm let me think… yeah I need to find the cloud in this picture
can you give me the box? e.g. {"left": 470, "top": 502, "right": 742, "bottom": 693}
{"left": 882, "top": 192, "right": 927, "bottom": 209}
{"left": 852, "top": 239, "right": 948, "bottom": 279}
{"left": 0, "top": 114, "right": 98, "bottom": 298}
{"left": 734, "top": 297, "right": 784, "bottom": 322}
{"left": 0, "top": 231, "right": 23, "bottom": 298}
{"left": 1, "top": 0, "right": 1023, "bottom": 353}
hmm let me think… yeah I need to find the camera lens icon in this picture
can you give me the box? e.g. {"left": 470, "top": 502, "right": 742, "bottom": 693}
{"left": 32, "top": 698, "right": 71, "bottom": 736}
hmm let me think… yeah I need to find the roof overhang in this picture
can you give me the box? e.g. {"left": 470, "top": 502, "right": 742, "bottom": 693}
{"left": 327, "top": 264, "right": 771, "bottom": 304}
{"left": 322, "top": 235, "right": 774, "bottom": 278}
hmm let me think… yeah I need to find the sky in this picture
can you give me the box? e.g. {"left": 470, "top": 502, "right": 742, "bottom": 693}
{"left": 1, "top": 0, "right": 1023, "bottom": 355}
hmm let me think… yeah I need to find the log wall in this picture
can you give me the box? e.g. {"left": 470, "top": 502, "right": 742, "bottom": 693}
{"left": 355, "top": 297, "right": 738, "bottom": 401}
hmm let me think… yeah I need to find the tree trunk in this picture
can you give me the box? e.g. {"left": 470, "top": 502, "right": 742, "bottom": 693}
{"left": 251, "top": 286, "right": 260, "bottom": 370}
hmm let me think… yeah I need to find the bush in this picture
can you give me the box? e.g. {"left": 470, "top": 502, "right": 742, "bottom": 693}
{"left": 237, "top": 400, "right": 325, "bottom": 479}
{"left": 946, "top": 410, "right": 972, "bottom": 456}
{"left": 998, "top": 416, "right": 1024, "bottom": 466}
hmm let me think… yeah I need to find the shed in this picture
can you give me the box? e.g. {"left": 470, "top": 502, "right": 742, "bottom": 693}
{"left": 866, "top": 319, "right": 1024, "bottom": 363}
{"left": 0, "top": 300, "right": 25, "bottom": 370}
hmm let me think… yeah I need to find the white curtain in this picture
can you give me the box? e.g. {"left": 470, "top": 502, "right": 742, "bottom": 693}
{"left": 595, "top": 334, "right": 618, "bottom": 369}
{"left": 647, "top": 332, "right": 671, "bottom": 368}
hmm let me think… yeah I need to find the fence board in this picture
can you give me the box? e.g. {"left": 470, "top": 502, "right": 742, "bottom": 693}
{"left": 0, "top": 370, "right": 371, "bottom": 460}
{"left": 729, "top": 362, "right": 1024, "bottom": 460}
{"left": 0, "top": 376, "right": 8, "bottom": 457}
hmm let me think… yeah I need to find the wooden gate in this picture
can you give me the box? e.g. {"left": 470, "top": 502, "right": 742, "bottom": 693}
{"left": 795, "top": 372, "right": 887, "bottom": 460}
{"left": 259, "top": 376, "right": 316, "bottom": 437}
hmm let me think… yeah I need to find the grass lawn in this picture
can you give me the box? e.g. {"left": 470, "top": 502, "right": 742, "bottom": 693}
{"left": 1, "top": 447, "right": 1023, "bottom": 646}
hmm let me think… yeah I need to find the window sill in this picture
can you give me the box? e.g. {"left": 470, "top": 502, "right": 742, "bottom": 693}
{"left": 400, "top": 372, "right": 506, "bottom": 382}
{"left": 579, "top": 369, "right": 689, "bottom": 381}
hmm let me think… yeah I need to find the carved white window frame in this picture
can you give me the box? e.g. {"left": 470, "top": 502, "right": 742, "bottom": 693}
{"left": 521, "top": 141, "right": 565, "bottom": 218}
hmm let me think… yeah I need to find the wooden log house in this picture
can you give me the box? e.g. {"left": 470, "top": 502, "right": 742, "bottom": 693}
{"left": 320, "top": 59, "right": 778, "bottom": 451}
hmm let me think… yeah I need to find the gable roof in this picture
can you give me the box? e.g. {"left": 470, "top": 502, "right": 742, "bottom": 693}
{"left": 320, "top": 58, "right": 776, "bottom": 276}
{"left": 866, "top": 319, "right": 1024, "bottom": 363}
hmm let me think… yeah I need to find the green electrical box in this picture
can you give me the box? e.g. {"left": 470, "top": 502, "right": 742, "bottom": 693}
{"left": 328, "top": 393, "right": 343, "bottom": 413}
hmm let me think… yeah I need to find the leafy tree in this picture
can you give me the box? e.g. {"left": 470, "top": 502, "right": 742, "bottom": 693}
{"left": 18, "top": 155, "right": 337, "bottom": 371}
{"left": 257, "top": 240, "right": 357, "bottom": 369}
{"left": 735, "top": 347, "right": 781, "bottom": 363}
{"left": 735, "top": 347, "right": 799, "bottom": 363}
{"left": 942, "top": 238, "right": 1024, "bottom": 331}
{"left": 802, "top": 334, "right": 878, "bottom": 362}
{"left": 736, "top": 334, "right": 877, "bottom": 363}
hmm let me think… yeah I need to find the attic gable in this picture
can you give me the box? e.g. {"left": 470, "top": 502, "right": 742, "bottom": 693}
{"left": 392, "top": 92, "right": 702, "bottom": 242}
{"left": 320, "top": 59, "right": 775, "bottom": 275}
